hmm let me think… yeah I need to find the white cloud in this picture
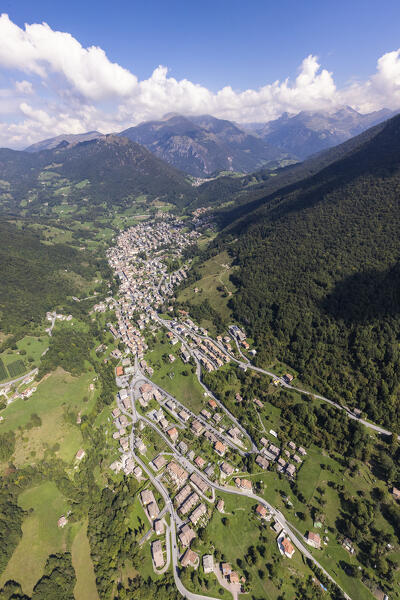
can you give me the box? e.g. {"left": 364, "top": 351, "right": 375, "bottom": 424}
{"left": 0, "top": 13, "right": 399, "bottom": 148}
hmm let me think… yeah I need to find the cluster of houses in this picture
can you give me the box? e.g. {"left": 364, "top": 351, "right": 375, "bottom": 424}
{"left": 257, "top": 437, "right": 307, "bottom": 479}
{"left": 166, "top": 319, "right": 236, "bottom": 372}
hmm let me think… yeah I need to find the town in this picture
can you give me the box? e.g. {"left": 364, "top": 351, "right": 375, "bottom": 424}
{"left": 101, "top": 214, "right": 346, "bottom": 600}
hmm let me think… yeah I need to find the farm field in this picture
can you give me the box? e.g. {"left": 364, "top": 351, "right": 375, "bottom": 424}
{"left": 146, "top": 336, "right": 205, "bottom": 413}
{"left": 0, "top": 367, "right": 94, "bottom": 468}
{"left": 0, "top": 482, "right": 70, "bottom": 594}
{"left": 71, "top": 520, "right": 99, "bottom": 600}
{"left": 0, "top": 335, "right": 49, "bottom": 382}
{"left": 177, "top": 250, "right": 237, "bottom": 328}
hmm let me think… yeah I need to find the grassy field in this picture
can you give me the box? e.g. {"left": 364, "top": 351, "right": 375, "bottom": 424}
{"left": 146, "top": 336, "right": 206, "bottom": 413}
{"left": 177, "top": 250, "right": 237, "bottom": 327}
{"left": 71, "top": 520, "right": 99, "bottom": 600}
{"left": 0, "top": 368, "right": 94, "bottom": 468}
{"left": 187, "top": 492, "right": 319, "bottom": 600}
{"left": 0, "top": 335, "right": 49, "bottom": 381}
{"left": 0, "top": 482, "right": 70, "bottom": 594}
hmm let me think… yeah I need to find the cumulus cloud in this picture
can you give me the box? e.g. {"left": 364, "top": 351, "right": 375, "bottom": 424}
{"left": 0, "top": 13, "right": 399, "bottom": 148}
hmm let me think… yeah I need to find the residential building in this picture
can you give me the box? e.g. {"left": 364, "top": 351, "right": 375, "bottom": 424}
{"left": 216, "top": 499, "right": 225, "bottom": 513}
{"left": 179, "top": 524, "right": 196, "bottom": 547}
{"left": 255, "top": 504, "right": 267, "bottom": 518}
{"left": 190, "top": 472, "right": 209, "bottom": 494}
{"left": 214, "top": 441, "right": 227, "bottom": 457}
{"left": 181, "top": 549, "right": 198, "bottom": 568}
{"left": 147, "top": 501, "right": 159, "bottom": 520}
{"left": 141, "top": 489, "right": 156, "bottom": 506}
{"left": 255, "top": 455, "right": 269, "bottom": 470}
{"left": 167, "top": 427, "right": 179, "bottom": 442}
{"left": 154, "top": 519, "right": 165, "bottom": 535}
{"left": 194, "top": 456, "right": 205, "bottom": 469}
{"left": 203, "top": 554, "right": 214, "bottom": 574}
{"left": 220, "top": 462, "right": 234, "bottom": 477}
{"left": 189, "top": 503, "right": 207, "bottom": 525}
{"left": 306, "top": 532, "right": 321, "bottom": 549}
{"left": 152, "top": 454, "right": 167, "bottom": 471}
{"left": 152, "top": 540, "right": 164, "bottom": 569}
{"left": 279, "top": 536, "right": 295, "bottom": 558}
{"left": 175, "top": 484, "right": 192, "bottom": 507}
{"left": 191, "top": 420, "right": 204, "bottom": 436}
{"left": 167, "top": 461, "right": 188, "bottom": 486}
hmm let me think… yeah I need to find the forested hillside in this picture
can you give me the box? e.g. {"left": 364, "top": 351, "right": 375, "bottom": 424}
{"left": 214, "top": 114, "right": 400, "bottom": 429}
{"left": 0, "top": 135, "right": 193, "bottom": 214}
{"left": 0, "top": 221, "right": 104, "bottom": 334}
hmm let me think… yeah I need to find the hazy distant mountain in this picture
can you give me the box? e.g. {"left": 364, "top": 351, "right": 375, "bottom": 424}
{"left": 25, "top": 131, "right": 103, "bottom": 152}
{"left": 241, "top": 106, "right": 395, "bottom": 159}
{"left": 118, "top": 114, "right": 292, "bottom": 177}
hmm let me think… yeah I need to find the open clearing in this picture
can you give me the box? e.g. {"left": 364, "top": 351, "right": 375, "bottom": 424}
{"left": 0, "top": 482, "right": 70, "bottom": 594}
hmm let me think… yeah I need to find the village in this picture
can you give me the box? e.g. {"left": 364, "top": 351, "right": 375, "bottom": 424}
{"left": 94, "top": 214, "right": 342, "bottom": 600}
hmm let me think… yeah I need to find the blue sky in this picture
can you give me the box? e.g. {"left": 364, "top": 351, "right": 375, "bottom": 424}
{"left": 0, "top": 1, "right": 400, "bottom": 147}
{"left": 5, "top": 0, "right": 400, "bottom": 90}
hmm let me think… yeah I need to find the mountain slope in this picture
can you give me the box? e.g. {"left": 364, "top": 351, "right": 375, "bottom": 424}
{"left": 119, "top": 113, "right": 291, "bottom": 177}
{"left": 25, "top": 131, "right": 103, "bottom": 152}
{"left": 0, "top": 135, "right": 193, "bottom": 213}
{"left": 243, "top": 106, "right": 395, "bottom": 160}
{"left": 212, "top": 113, "right": 400, "bottom": 429}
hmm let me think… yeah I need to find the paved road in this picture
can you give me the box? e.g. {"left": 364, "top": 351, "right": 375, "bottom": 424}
{"left": 159, "top": 317, "right": 397, "bottom": 440}
{"left": 125, "top": 413, "right": 222, "bottom": 600}
{"left": 120, "top": 368, "right": 351, "bottom": 600}
{"left": 0, "top": 368, "right": 38, "bottom": 389}
{"left": 154, "top": 316, "right": 258, "bottom": 452}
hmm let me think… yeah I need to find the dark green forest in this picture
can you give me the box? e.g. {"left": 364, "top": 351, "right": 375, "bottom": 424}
{"left": 0, "top": 221, "right": 104, "bottom": 334}
{"left": 210, "top": 114, "right": 400, "bottom": 429}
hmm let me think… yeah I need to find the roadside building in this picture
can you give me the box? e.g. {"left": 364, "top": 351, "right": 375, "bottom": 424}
{"left": 191, "top": 420, "right": 204, "bottom": 436}
{"left": 214, "top": 441, "right": 227, "bottom": 457}
{"left": 255, "top": 504, "right": 267, "bottom": 518}
{"left": 181, "top": 549, "right": 199, "bottom": 568}
{"left": 167, "top": 461, "right": 188, "bottom": 486}
{"left": 279, "top": 536, "right": 295, "bottom": 558}
{"left": 306, "top": 532, "right": 321, "bottom": 549}
{"left": 203, "top": 554, "right": 214, "bottom": 574}
{"left": 189, "top": 502, "right": 207, "bottom": 525}
{"left": 194, "top": 456, "right": 206, "bottom": 469}
{"left": 152, "top": 454, "right": 167, "bottom": 471}
{"left": 151, "top": 540, "right": 164, "bottom": 569}
{"left": 179, "top": 524, "right": 196, "bottom": 547}
{"left": 167, "top": 427, "right": 178, "bottom": 442}
{"left": 190, "top": 472, "right": 209, "bottom": 494}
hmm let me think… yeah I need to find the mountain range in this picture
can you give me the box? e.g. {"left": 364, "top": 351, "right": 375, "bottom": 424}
{"left": 117, "top": 113, "right": 292, "bottom": 177}
{"left": 242, "top": 106, "right": 395, "bottom": 159}
{"left": 0, "top": 135, "right": 192, "bottom": 213}
{"left": 20, "top": 107, "right": 396, "bottom": 178}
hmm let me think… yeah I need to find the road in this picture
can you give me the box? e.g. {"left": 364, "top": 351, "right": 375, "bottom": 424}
{"left": 118, "top": 365, "right": 351, "bottom": 600}
{"left": 157, "top": 316, "right": 397, "bottom": 440}
{"left": 0, "top": 368, "right": 38, "bottom": 389}
{"left": 154, "top": 316, "right": 258, "bottom": 452}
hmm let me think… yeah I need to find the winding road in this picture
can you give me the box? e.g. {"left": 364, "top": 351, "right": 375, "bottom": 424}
{"left": 117, "top": 361, "right": 351, "bottom": 600}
